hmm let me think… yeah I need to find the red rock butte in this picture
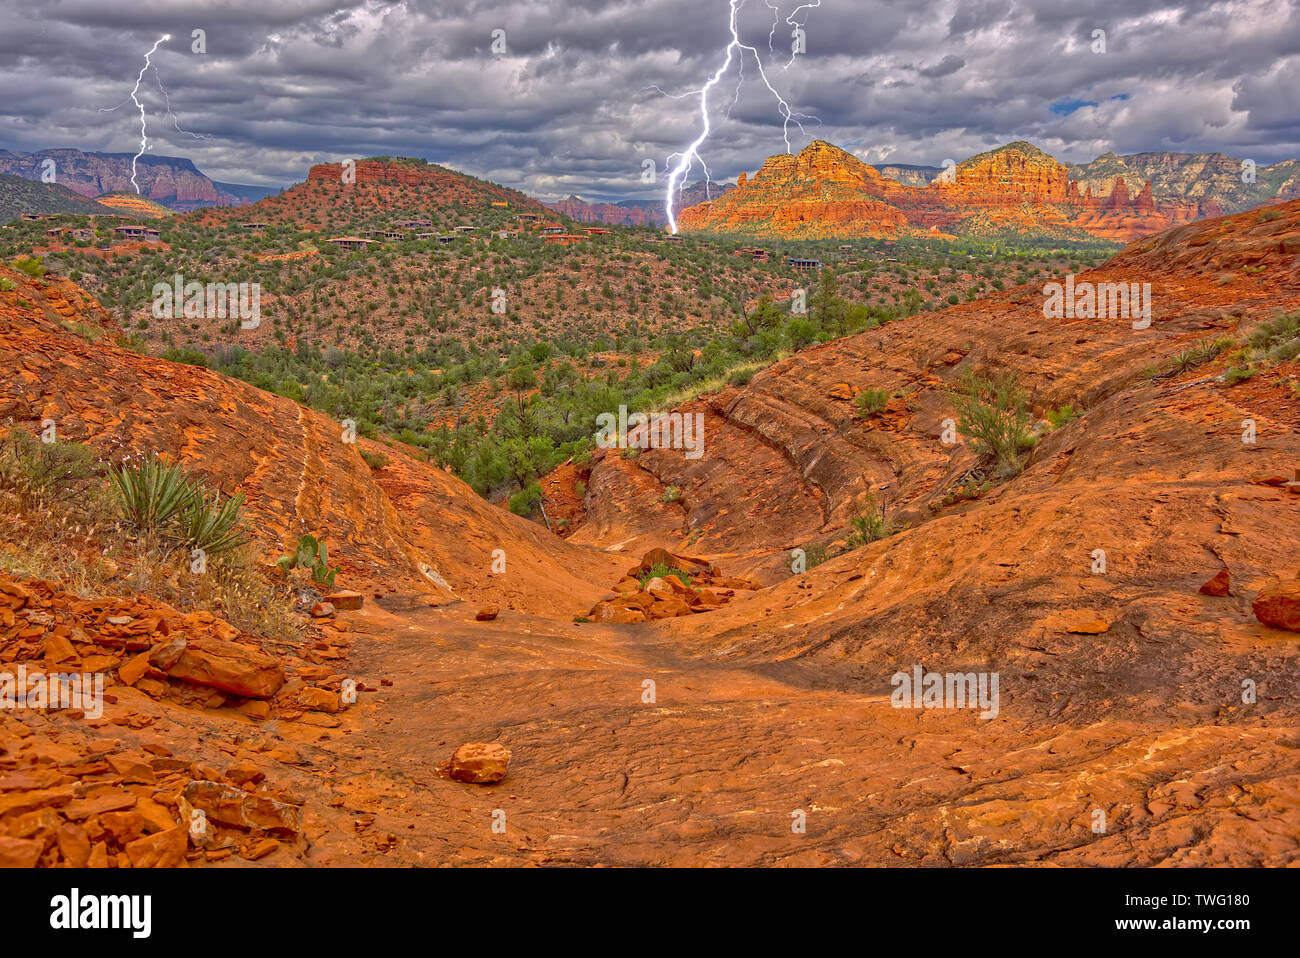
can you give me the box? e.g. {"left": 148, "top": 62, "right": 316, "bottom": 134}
{"left": 678, "top": 139, "right": 1219, "bottom": 242}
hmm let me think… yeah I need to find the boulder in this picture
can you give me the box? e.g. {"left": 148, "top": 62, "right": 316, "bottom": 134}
{"left": 162, "top": 637, "right": 285, "bottom": 700}
{"left": 1253, "top": 580, "right": 1300, "bottom": 632}
{"left": 449, "top": 743, "right": 511, "bottom": 784}
{"left": 475, "top": 605, "right": 499, "bottom": 621}
{"left": 309, "top": 602, "right": 336, "bottom": 618}
{"left": 638, "top": 548, "right": 679, "bottom": 572}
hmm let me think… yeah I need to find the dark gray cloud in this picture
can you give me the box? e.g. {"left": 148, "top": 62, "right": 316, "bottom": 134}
{"left": 1, "top": 0, "right": 1296, "bottom": 201}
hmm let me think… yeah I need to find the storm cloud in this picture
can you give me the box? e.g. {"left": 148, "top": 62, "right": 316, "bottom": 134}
{"left": 1, "top": 0, "right": 1296, "bottom": 200}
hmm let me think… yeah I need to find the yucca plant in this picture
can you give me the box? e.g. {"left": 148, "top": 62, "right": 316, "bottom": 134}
{"left": 108, "top": 456, "right": 195, "bottom": 535}
{"left": 177, "top": 489, "right": 248, "bottom": 556}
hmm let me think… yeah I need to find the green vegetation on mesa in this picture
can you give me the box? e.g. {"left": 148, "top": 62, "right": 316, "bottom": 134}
{"left": 1, "top": 207, "right": 1113, "bottom": 517}
{"left": 0, "top": 173, "right": 102, "bottom": 223}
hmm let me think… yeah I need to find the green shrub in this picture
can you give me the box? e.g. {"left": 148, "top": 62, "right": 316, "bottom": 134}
{"left": 0, "top": 277, "right": 15, "bottom": 292}
{"left": 1223, "top": 366, "right": 1255, "bottom": 385}
{"left": 845, "top": 493, "right": 893, "bottom": 548}
{"left": 799, "top": 542, "right": 829, "bottom": 569}
{"left": 508, "top": 482, "right": 542, "bottom": 517}
{"left": 0, "top": 428, "right": 99, "bottom": 508}
{"left": 13, "top": 257, "right": 44, "bottom": 279}
{"left": 855, "top": 389, "right": 889, "bottom": 417}
{"left": 638, "top": 563, "right": 690, "bottom": 587}
{"left": 951, "top": 370, "right": 1037, "bottom": 477}
{"left": 1248, "top": 312, "right": 1300, "bottom": 364}
{"left": 1046, "top": 404, "right": 1082, "bottom": 428}
{"left": 360, "top": 449, "right": 388, "bottom": 470}
{"left": 661, "top": 485, "right": 682, "bottom": 504}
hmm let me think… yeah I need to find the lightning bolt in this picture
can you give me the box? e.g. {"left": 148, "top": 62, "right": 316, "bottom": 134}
{"left": 777, "top": 0, "right": 820, "bottom": 67}
{"left": 127, "top": 36, "right": 170, "bottom": 192}
{"left": 98, "top": 35, "right": 171, "bottom": 193}
{"left": 657, "top": 0, "right": 818, "bottom": 234}
{"left": 156, "top": 72, "right": 213, "bottom": 141}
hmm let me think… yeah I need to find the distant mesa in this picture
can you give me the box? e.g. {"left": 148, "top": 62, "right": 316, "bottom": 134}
{"left": 0, "top": 148, "right": 275, "bottom": 213}
{"left": 544, "top": 181, "right": 734, "bottom": 227}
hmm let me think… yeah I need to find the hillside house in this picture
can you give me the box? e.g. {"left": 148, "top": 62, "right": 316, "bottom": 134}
{"left": 241, "top": 222, "right": 269, "bottom": 231}
{"left": 397, "top": 219, "right": 432, "bottom": 229}
{"left": 581, "top": 227, "right": 612, "bottom": 235}
{"left": 491, "top": 201, "right": 509, "bottom": 208}
{"left": 19, "top": 213, "right": 45, "bottom": 222}
{"left": 454, "top": 225, "right": 476, "bottom": 233}
{"left": 544, "top": 233, "right": 586, "bottom": 246}
{"left": 517, "top": 213, "right": 540, "bottom": 223}
{"left": 787, "top": 257, "right": 821, "bottom": 272}
{"left": 540, "top": 223, "right": 565, "bottom": 235}
{"left": 325, "top": 236, "right": 377, "bottom": 251}
{"left": 113, "top": 225, "right": 161, "bottom": 241}
{"left": 46, "top": 227, "right": 94, "bottom": 242}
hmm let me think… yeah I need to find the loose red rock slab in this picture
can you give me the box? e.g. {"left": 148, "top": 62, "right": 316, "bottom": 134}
{"left": 1253, "top": 580, "right": 1300, "bottom": 632}
{"left": 163, "top": 637, "right": 285, "bottom": 699}
{"left": 474, "top": 606, "right": 499, "bottom": 621}
{"left": 323, "top": 591, "right": 364, "bottom": 611}
{"left": 182, "top": 781, "right": 302, "bottom": 835}
{"left": 125, "top": 824, "right": 189, "bottom": 868}
{"left": 1199, "top": 569, "right": 1231, "bottom": 597}
{"left": 310, "top": 602, "right": 336, "bottom": 618}
{"left": 449, "top": 743, "right": 510, "bottom": 784}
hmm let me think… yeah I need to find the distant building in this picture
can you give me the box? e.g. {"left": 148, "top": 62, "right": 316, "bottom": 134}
{"left": 325, "top": 236, "right": 377, "bottom": 251}
{"left": 665, "top": 234, "right": 684, "bottom": 243}
{"left": 580, "top": 227, "right": 612, "bottom": 235}
{"left": 454, "top": 225, "right": 476, "bottom": 233}
{"left": 19, "top": 213, "right": 45, "bottom": 222}
{"left": 46, "top": 227, "right": 94, "bottom": 242}
{"left": 545, "top": 234, "right": 587, "bottom": 246}
{"left": 113, "top": 225, "right": 161, "bottom": 241}
{"left": 241, "top": 222, "right": 269, "bottom": 230}
{"left": 435, "top": 236, "right": 456, "bottom": 244}
{"left": 517, "top": 213, "right": 540, "bottom": 223}
{"left": 490, "top": 201, "right": 509, "bottom": 208}
{"left": 396, "top": 219, "right": 432, "bottom": 229}
{"left": 787, "top": 257, "right": 821, "bottom": 272}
